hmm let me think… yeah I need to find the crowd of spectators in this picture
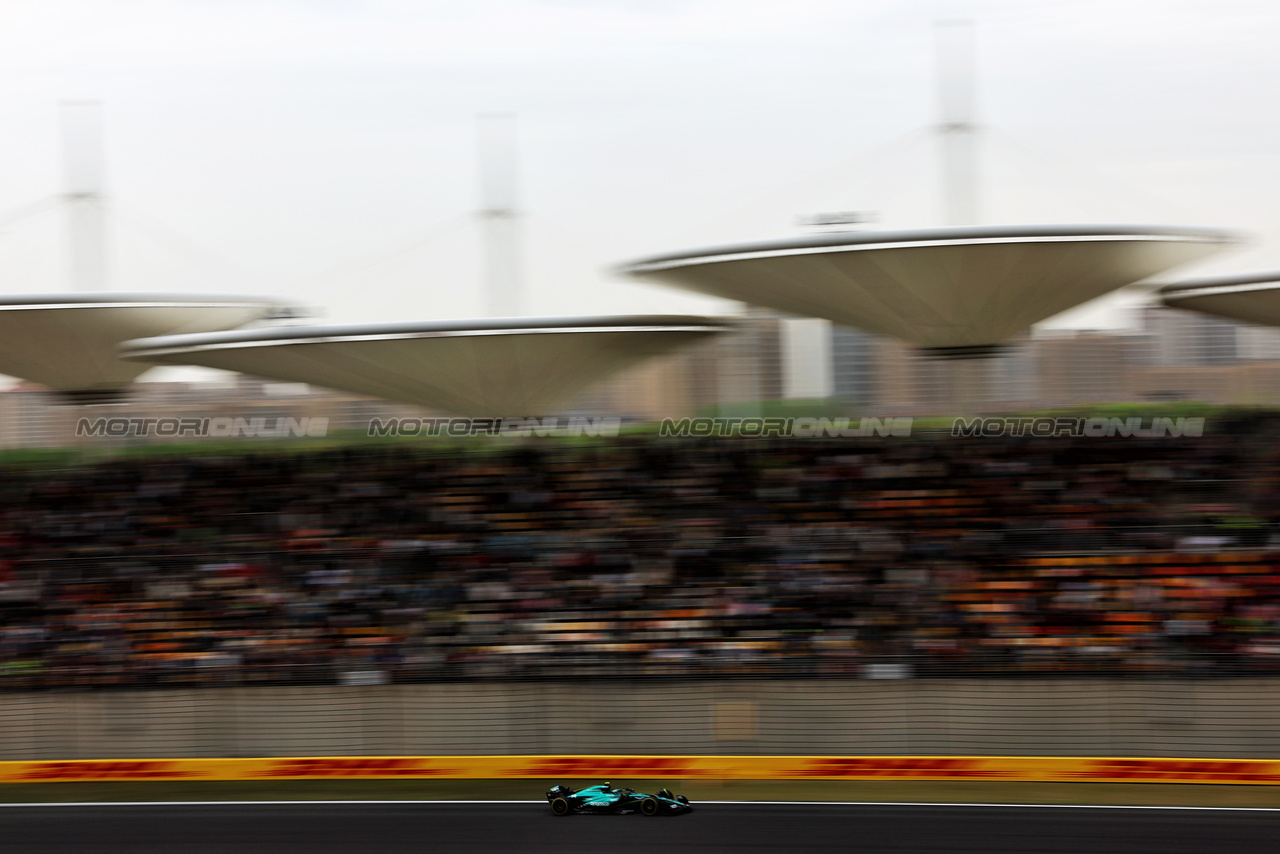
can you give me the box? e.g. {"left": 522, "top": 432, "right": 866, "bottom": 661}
{"left": 3, "top": 414, "right": 1280, "bottom": 688}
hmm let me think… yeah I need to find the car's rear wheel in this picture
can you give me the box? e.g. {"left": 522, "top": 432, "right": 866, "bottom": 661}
{"left": 550, "top": 797, "right": 571, "bottom": 816}
{"left": 641, "top": 798, "right": 659, "bottom": 816}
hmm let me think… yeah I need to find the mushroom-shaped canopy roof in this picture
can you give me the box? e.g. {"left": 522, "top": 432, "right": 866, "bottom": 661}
{"left": 0, "top": 293, "right": 294, "bottom": 401}
{"left": 122, "top": 315, "right": 731, "bottom": 416}
{"left": 1160, "top": 272, "right": 1280, "bottom": 328}
{"left": 621, "top": 225, "right": 1236, "bottom": 352}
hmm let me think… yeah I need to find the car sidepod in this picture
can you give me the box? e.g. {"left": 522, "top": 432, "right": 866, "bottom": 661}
{"left": 578, "top": 795, "right": 623, "bottom": 814}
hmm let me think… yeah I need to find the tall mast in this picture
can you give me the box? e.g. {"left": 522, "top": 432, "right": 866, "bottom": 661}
{"left": 477, "top": 113, "right": 522, "bottom": 316}
{"left": 61, "top": 100, "right": 107, "bottom": 291}
{"left": 936, "top": 21, "right": 978, "bottom": 226}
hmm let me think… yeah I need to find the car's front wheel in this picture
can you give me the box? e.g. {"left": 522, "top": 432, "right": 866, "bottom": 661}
{"left": 550, "top": 798, "right": 571, "bottom": 816}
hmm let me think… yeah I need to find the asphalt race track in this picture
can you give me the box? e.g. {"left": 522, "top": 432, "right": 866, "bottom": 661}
{"left": 1, "top": 801, "right": 1278, "bottom": 853}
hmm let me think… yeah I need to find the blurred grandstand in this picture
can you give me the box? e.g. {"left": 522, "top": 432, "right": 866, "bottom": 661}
{"left": 2, "top": 415, "right": 1279, "bottom": 692}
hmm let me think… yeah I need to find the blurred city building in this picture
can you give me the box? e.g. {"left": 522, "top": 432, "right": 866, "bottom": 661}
{"left": 822, "top": 305, "right": 1280, "bottom": 414}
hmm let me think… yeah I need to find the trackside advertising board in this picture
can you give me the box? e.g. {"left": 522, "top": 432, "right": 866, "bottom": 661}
{"left": 2, "top": 756, "right": 1280, "bottom": 784}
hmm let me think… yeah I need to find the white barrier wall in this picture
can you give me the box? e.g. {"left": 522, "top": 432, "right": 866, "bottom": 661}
{"left": 1, "top": 679, "right": 1278, "bottom": 760}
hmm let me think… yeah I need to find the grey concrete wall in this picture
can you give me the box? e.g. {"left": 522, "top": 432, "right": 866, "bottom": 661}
{"left": 1, "top": 679, "right": 1277, "bottom": 760}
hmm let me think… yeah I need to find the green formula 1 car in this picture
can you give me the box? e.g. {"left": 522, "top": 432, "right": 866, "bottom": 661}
{"left": 545, "top": 782, "right": 692, "bottom": 816}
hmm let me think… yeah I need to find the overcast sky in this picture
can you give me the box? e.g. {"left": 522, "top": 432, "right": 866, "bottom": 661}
{"left": 0, "top": 0, "right": 1277, "bottom": 339}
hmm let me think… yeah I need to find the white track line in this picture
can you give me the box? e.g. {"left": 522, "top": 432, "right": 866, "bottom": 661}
{"left": 0, "top": 800, "right": 1278, "bottom": 812}
{"left": 0, "top": 800, "right": 539, "bottom": 807}
{"left": 699, "top": 801, "right": 1280, "bottom": 812}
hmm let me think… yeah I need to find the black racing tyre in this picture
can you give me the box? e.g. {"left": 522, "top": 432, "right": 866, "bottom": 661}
{"left": 550, "top": 797, "right": 571, "bottom": 816}
{"left": 640, "top": 797, "right": 659, "bottom": 816}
